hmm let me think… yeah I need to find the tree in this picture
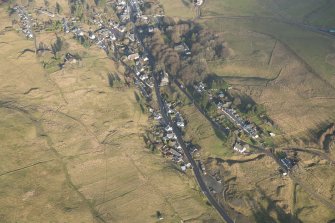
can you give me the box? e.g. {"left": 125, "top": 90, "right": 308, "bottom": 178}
{"left": 233, "top": 97, "right": 241, "bottom": 107}
{"left": 156, "top": 211, "right": 163, "bottom": 220}
{"left": 44, "top": 0, "right": 49, "bottom": 7}
{"left": 51, "top": 36, "right": 63, "bottom": 58}
{"left": 55, "top": 2, "right": 62, "bottom": 14}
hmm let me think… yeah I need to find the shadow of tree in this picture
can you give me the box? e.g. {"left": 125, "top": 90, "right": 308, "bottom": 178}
{"left": 248, "top": 187, "right": 302, "bottom": 223}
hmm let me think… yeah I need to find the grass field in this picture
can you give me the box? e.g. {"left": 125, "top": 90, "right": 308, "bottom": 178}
{"left": 181, "top": 105, "right": 233, "bottom": 158}
{"left": 205, "top": 154, "right": 296, "bottom": 223}
{"left": 159, "top": 0, "right": 195, "bottom": 19}
{"left": 0, "top": 7, "right": 221, "bottom": 222}
{"left": 160, "top": 0, "right": 335, "bottom": 139}
{"left": 201, "top": 0, "right": 335, "bottom": 27}
{"left": 161, "top": 84, "right": 234, "bottom": 158}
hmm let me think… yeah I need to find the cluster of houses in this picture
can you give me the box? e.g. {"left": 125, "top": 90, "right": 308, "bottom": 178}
{"left": 222, "top": 108, "right": 259, "bottom": 139}
{"left": 14, "top": 5, "right": 34, "bottom": 39}
{"left": 58, "top": 0, "right": 154, "bottom": 99}
{"left": 194, "top": 81, "right": 206, "bottom": 93}
{"left": 115, "top": 0, "right": 130, "bottom": 23}
{"left": 128, "top": 0, "right": 143, "bottom": 18}
{"left": 196, "top": 82, "right": 260, "bottom": 139}
{"left": 87, "top": 0, "right": 194, "bottom": 172}
{"left": 148, "top": 105, "right": 194, "bottom": 171}
{"left": 191, "top": 81, "right": 283, "bottom": 155}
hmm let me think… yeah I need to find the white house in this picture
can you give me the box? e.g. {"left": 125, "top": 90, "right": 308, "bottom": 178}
{"left": 233, "top": 142, "right": 249, "bottom": 154}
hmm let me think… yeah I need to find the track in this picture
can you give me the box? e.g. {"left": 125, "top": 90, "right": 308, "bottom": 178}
{"left": 173, "top": 80, "right": 335, "bottom": 212}
{"left": 198, "top": 15, "right": 335, "bottom": 39}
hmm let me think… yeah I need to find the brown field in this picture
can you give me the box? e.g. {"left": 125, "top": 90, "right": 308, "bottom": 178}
{"left": 160, "top": 0, "right": 335, "bottom": 141}
{"left": 205, "top": 153, "right": 335, "bottom": 223}
{"left": 158, "top": 1, "right": 335, "bottom": 223}
{"left": 0, "top": 7, "right": 221, "bottom": 222}
{"left": 159, "top": 0, "right": 195, "bottom": 19}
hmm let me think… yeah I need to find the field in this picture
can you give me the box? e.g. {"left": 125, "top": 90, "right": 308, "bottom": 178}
{"left": 159, "top": 0, "right": 195, "bottom": 19}
{"left": 181, "top": 105, "right": 233, "bottom": 158}
{"left": 203, "top": 150, "right": 335, "bottom": 223}
{"left": 161, "top": 83, "right": 233, "bottom": 158}
{"left": 201, "top": 0, "right": 335, "bottom": 28}
{"left": 160, "top": 0, "right": 335, "bottom": 139}
{"left": 199, "top": 4, "right": 335, "bottom": 138}
{"left": 0, "top": 7, "right": 221, "bottom": 222}
{"left": 158, "top": 1, "right": 335, "bottom": 222}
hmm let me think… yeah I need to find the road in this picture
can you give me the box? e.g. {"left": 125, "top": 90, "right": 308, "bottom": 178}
{"left": 154, "top": 75, "right": 234, "bottom": 223}
{"left": 128, "top": 0, "right": 335, "bottom": 217}
{"left": 174, "top": 78, "right": 335, "bottom": 212}
{"left": 127, "top": 5, "right": 234, "bottom": 221}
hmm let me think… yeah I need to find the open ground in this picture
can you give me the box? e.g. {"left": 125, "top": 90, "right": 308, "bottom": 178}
{"left": 0, "top": 7, "right": 221, "bottom": 222}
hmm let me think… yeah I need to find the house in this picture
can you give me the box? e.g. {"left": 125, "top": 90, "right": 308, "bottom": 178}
{"left": 167, "top": 108, "right": 175, "bottom": 114}
{"left": 127, "top": 53, "right": 139, "bottom": 60}
{"left": 169, "top": 148, "right": 182, "bottom": 157}
{"left": 176, "top": 121, "right": 184, "bottom": 128}
{"left": 281, "top": 158, "right": 293, "bottom": 170}
{"left": 88, "top": 31, "right": 96, "bottom": 40}
{"left": 166, "top": 133, "right": 175, "bottom": 139}
{"left": 142, "top": 55, "right": 149, "bottom": 62}
{"left": 139, "top": 74, "right": 148, "bottom": 81}
{"left": 218, "top": 92, "right": 225, "bottom": 98}
{"left": 269, "top": 132, "right": 276, "bottom": 137}
{"left": 175, "top": 143, "right": 182, "bottom": 151}
{"left": 176, "top": 113, "right": 185, "bottom": 128}
{"left": 154, "top": 113, "right": 162, "bottom": 120}
{"left": 174, "top": 43, "right": 185, "bottom": 52}
{"left": 233, "top": 142, "right": 249, "bottom": 154}
{"left": 186, "top": 163, "right": 192, "bottom": 168}
{"left": 116, "top": 25, "right": 126, "bottom": 33}
{"left": 165, "top": 125, "right": 172, "bottom": 132}
{"left": 188, "top": 146, "right": 197, "bottom": 154}
{"left": 194, "top": 0, "right": 204, "bottom": 6}
{"left": 127, "top": 33, "right": 135, "bottom": 41}
{"left": 148, "top": 26, "right": 154, "bottom": 33}
{"left": 160, "top": 72, "right": 169, "bottom": 86}
{"left": 64, "top": 53, "right": 80, "bottom": 64}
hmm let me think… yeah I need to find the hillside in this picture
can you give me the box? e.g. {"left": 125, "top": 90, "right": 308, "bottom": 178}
{"left": 158, "top": 0, "right": 335, "bottom": 223}
{"left": 0, "top": 6, "right": 220, "bottom": 223}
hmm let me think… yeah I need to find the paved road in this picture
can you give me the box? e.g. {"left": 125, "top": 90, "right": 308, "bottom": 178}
{"left": 129, "top": 7, "right": 233, "bottom": 220}
{"left": 174, "top": 79, "right": 335, "bottom": 212}
{"left": 154, "top": 75, "right": 234, "bottom": 223}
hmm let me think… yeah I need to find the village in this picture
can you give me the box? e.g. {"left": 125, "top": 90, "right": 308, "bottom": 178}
{"left": 10, "top": 0, "right": 295, "bottom": 173}
{"left": 3, "top": 0, "right": 335, "bottom": 221}
{"left": 9, "top": 0, "right": 299, "bottom": 212}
